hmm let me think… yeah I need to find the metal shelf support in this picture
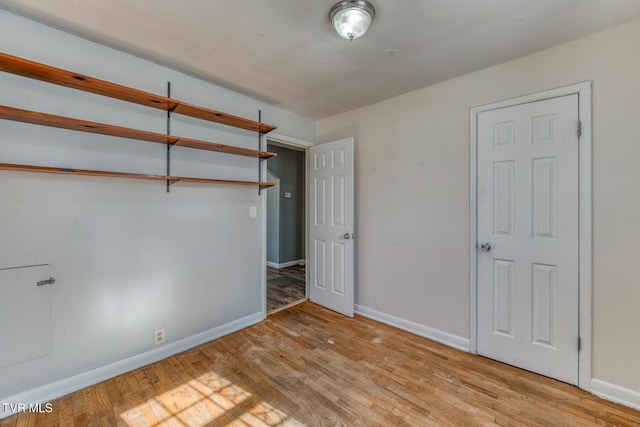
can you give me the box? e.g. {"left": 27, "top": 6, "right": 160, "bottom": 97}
{"left": 166, "top": 82, "right": 174, "bottom": 193}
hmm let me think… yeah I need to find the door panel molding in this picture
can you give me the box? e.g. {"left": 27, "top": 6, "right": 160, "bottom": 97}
{"left": 469, "top": 82, "right": 592, "bottom": 390}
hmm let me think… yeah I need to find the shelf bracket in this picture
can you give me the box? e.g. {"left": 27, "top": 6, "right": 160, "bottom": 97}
{"left": 258, "top": 110, "right": 264, "bottom": 195}
{"left": 166, "top": 81, "right": 173, "bottom": 193}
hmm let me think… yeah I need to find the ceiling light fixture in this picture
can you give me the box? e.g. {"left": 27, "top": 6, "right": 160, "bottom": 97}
{"left": 329, "top": 0, "right": 376, "bottom": 41}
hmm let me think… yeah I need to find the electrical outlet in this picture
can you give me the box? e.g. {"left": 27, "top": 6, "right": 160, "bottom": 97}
{"left": 249, "top": 206, "right": 257, "bottom": 218}
{"left": 154, "top": 328, "right": 165, "bottom": 345}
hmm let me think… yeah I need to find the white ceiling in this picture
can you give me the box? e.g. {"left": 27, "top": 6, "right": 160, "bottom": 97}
{"left": 2, "top": 0, "right": 640, "bottom": 119}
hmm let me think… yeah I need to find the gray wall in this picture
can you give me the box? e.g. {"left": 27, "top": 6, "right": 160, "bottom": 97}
{"left": 266, "top": 171, "right": 280, "bottom": 264}
{"left": 267, "top": 144, "right": 305, "bottom": 265}
{"left": 0, "top": 9, "right": 314, "bottom": 405}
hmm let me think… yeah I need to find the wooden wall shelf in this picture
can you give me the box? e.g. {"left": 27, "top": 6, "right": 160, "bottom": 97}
{"left": 0, "top": 52, "right": 276, "bottom": 133}
{"left": 0, "top": 105, "right": 276, "bottom": 159}
{"left": 0, "top": 163, "right": 275, "bottom": 188}
{"left": 0, "top": 52, "right": 277, "bottom": 191}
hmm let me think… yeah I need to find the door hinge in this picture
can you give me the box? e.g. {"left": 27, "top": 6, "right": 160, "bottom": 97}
{"left": 578, "top": 336, "right": 582, "bottom": 351}
{"left": 577, "top": 120, "right": 582, "bottom": 137}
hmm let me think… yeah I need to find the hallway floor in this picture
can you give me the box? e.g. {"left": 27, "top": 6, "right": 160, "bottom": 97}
{"left": 266, "top": 265, "right": 306, "bottom": 313}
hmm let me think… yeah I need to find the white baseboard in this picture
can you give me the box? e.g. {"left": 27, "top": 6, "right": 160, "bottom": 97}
{"left": 354, "top": 305, "right": 470, "bottom": 352}
{"left": 0, "top": 311, "right": 264, "bottom": 420}
{"left": 591, "top": 378, "right": 640, "bottom": 411}
{"left": 267, "top": 259, "right": 304, "bottom": 269}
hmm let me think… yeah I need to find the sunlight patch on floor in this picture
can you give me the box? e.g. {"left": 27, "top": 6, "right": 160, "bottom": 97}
{"left": 119, "top": 370, "right": 303, "bottom": 426}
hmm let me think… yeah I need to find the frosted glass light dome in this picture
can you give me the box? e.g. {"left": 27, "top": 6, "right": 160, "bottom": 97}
{"left": 329, "top": 1, "right": 376, "bottom": 41}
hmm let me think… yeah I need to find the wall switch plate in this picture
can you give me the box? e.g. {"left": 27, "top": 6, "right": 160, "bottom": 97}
{"left": 154, "top": 328, "right": 165, "bottom": 345}
{"left": 249, "top": 206, "right": 257, "bottom": 218}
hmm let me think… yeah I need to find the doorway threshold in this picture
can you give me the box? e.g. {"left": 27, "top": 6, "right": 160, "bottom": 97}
{"left": 268, "top": 298, "right": 308, "bottom": 315}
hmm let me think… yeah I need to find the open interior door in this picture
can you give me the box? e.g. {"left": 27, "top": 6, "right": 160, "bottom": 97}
{"left": 309, "top": 138, "right": 354, "bottom": 317}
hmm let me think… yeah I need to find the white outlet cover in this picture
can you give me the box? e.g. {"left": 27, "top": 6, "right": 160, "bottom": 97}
{"left": 284, "top": 192, "right": 292, "bottom": 198}
{"left": 249, "top": 206, "right": 257, "bottom": 218}
{"left": 154, "top": 328, "right": 165, "bottom": 345}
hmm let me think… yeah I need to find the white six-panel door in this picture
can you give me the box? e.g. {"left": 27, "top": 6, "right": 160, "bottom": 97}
{"left": 309, "top": 138, "right": 354, "bottom": 317}
{"left": 477, "top": 95, "right": 580, "bottom": 384}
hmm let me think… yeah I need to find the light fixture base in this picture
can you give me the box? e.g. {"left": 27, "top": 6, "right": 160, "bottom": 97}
{"left": 329, "top": 0, "right": 376, "bottom": 41}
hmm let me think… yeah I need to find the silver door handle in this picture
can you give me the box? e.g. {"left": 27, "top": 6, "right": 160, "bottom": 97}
{"left": 342, "top": 233, "right": 355, "bottom": 240}
{"left": 479, "top": 243, "right": 492, "bottom": 252}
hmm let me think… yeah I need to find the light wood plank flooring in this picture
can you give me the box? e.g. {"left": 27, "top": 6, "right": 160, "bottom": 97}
{"left": 2, "top": 302, "right": 639, "bottom": 426}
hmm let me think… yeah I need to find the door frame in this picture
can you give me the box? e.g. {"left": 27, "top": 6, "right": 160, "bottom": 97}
{"left": 469, "top": 82, "right": 592, "bottom": 390}
{"left": 260, "top": 133, "right": 314, "bottom": 317}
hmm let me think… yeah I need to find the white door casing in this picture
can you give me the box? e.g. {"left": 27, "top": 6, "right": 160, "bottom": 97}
{"left": 470, "top": 82, "right": 592, "bottom": 390}
{"left": 309, "top": 138, "right": 355, "bottom": 317}
{"left": 262, "top": 133, "right": 314, "bottom": 317}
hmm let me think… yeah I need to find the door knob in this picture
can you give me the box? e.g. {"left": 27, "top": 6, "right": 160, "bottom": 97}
{"left": 479, "top": 243, "right": 492, "bottom": 252}
{"left": 342, "top": 233, "right": 352, "bottom": 240}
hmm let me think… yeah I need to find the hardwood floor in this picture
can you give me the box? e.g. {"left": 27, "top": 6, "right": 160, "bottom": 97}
{"left": 2, "top": 302, "right": 639, "bottom": 426}
{"left": 267, "top": 265, "right": 306, "bottom": 313}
